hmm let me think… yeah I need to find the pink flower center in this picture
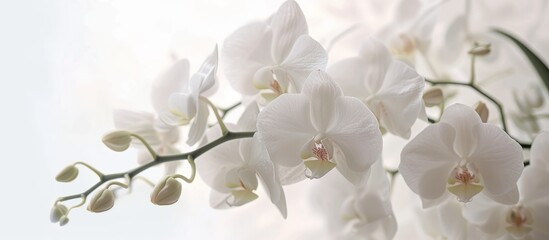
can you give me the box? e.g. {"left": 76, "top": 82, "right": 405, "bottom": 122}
{"left": 312, "top": 142, "right": 329, "bottom": 162}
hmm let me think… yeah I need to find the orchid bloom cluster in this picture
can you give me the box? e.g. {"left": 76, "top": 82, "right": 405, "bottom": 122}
{"left": 52, "top": 1, "right": 549, "bottom": 239}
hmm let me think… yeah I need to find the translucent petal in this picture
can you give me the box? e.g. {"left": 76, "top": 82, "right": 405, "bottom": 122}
{"left": 257, "top": 94, "right": 316, "bottom": 167}
{"left": 186, "top": 99, "right": 209, "bottom": 146}
{"left": 531, "top": 131, "right": 549, "bottom": 169}
{"left": 327, "top": 57, "right": 368, "bottom": 99}
{"left": 112, "top": 109, "right": 161, "bottom": 146}
{"left": 399, "top": 123, "right": 460, "bottom": 200}
{"left": 245, "top": 135, "right": 287, "bottom": 218}
{"left": 168, "top": 92, "right": 197, "bottom": 121}
{"left": 375, "top": 61, "right": 425, "bottom": 138}
{"left": 471, "top": 124, "right": 523, "bottom": 200}
{"left": 327, "top": 96, "right": 382, "bottom": 173}
{"left": 236, "top": 103, "right": 259, "bottom": 131}
{"left": 440, "top": 104, "right": 482, "bottom": 158}
{"left": 359, "top": 37, "right": 392, "bottom": 94}
{"left": 209, "top": 190, "right": 231, "bottom": 209}
{"left": 191, "top": 45, "right": 218, "bottom": 94}
{"left": 279, "top": 35, "right": 328, "bottom": 91}
{"left": 276, "top": 164, "right": 307, "bottom": 185}
{"left": 270, "top": 0, "right": 308, "bottom": 63}
{"left": 301, "top": 71, "right": 343, "bottom": 131}
{"left": 221, "top": 21, "right": 274, "bottom": 95}
{"left": 151, "top": 59, "right": 189, "bottom": 113}
{"left": 196, "top": 138, "right": 243, "bottom": 192}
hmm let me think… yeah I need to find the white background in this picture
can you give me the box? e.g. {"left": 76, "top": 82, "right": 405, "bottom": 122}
{"left": 1, "top": 0, "right": 548, "bottom": 239}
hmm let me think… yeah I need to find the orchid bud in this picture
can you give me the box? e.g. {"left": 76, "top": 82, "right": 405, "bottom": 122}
{"left": 50, "top": 204, "right": 68, "bottom": 223}
{"left": 469, "top": 43, "right": 491, "bottom": 56}
{"left": 87, "top": 188, "right": 115, "bottom": 213}
{"left": 59, "top": 215, "right": 69, "bottom": 226}
{"left": 423, "top": 88, "right": 444, "bottom": 107}
{"left": 151, "top": 177, "right": 182, "bottom": 205}
{"left": 474, "top": 101, "right": 489, "bottom": 123}
{"left": 102, "top": 130, "right": 132, "bottom": 152}
{"left": 55, "top": 165, "right": 79, "bottom": 182}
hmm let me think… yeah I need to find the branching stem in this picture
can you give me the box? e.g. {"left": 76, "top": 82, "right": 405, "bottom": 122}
{"left": 56, "top": 131, "right": 255, "bottom": 203}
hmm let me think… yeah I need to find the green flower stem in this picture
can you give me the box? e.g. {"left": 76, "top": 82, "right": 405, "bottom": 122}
{"left": 220, "top": 102, "right": 242, "bottom": 119}
{"left": 129, "top": 133, "right": 157, "bottom": 159}
{"left": 172, "top": 155, "right": 196, "bottom": 184}
{"left": 74, "top": 162, "right": 104, "bottom": 178}
{"left": 55, "top": 131, "right": 255, "bottom": 204}
{"left": 424, "top": 78, "right": 532, "bottom": 149}
{"left": 200, "top": 96, "right": 228, "bottom": 135}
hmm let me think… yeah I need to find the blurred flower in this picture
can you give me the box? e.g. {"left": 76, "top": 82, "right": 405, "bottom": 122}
{"left": 113, "top": 109, "right": 180, "bottom": 174}
{"left": 161, "top": 45, "right": 218, "bottom": 145}
{"left": 463, "top": 133, "right": 549, "bottom": 240}
{"left": 257, "top": 70, "right": 382, "bottom": 185}
{"left": 197, "top": 104, "right": 287, "bottom": 217}
{"left": 313, "top": 160, "right": 397, "bottom": 239}
{"left": 400, "top": 104, "right": 523, "bottom": 206}
{"left": 221, "top": 0, "right": 327, "bottom": 100}
{"left": 328, "top": 38, "right": 425, "bottom": 138}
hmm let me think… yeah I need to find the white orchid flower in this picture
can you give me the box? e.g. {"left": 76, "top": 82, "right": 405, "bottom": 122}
{"left": 196, "top": 104, "right": 287, "bottom": 217}
{"left": 113, "top": 109, "right": 180, "bottom": 174}
{"left": 257, "top": 70, "right": 382, "bottom": 185}
{"left": 313, "top": 160, "right": 397, "bottom": 239}
{"left": 376, "top": 0, "right": 438, "bottom": 63}
{"left": 328, "top": 38, "right": 425, "bottom": 139}
{"left": 160, "top": 45, "right": 218, "bottom": 146}
{"left": 221, "top": 0, "right": 327, "bottom": 99}
{"left": 400, "top": 104, "right": 524, "bottom": 206}
{"left": 463, "top": 132, "right": 549, "bottom": 239}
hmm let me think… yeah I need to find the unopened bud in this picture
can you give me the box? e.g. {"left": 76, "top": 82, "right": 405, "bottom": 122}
{"left": 423, "top": 88, "right": 444, "bottom": 107}
{"left": 469, "top": 43, "right": 491, "bottom": 56}
{"left": 102, "top": 130, "right": 133, "bottom": 152}
{"left": 474, "top": 102, "right": 489, "bottom": 123}
{"left": 50, "top": 204, "right": 68, "bottom": 223}
{"left": 59, "top": 215, "right": 69, "bottom": 226}
{"left": 87, "top": 188, "right": 115, "bottom": 213}
{"left": 55, "top": 165, "right": 79, "bottom": 182}
{"left": 151, "top": 177, "right": 182, "bottom": 205}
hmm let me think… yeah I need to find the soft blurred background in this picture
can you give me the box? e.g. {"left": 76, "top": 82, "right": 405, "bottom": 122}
{"left": 1, "top": 0, "right": 548, "bottom": 239}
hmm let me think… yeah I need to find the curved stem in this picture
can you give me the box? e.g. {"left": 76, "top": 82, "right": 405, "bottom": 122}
{"left": 130, "top": 133, "right": 157, "bottom": 159}
{"left": 172, "top": 155, "right": 196, "bottom": 183}
{"left": 74, "top": 162, "right": 104, "bottom": 178}
{"left": 425, "top": 78, "right": 531, "bottom": 148}
{"left": 55, "top": 131, "right": 255, "bottom": 203}
{"left": 201, "top": 96, "right": 228, "bottom": 135}
{"left": 220, "top": 102, "right": 241, "bottom": 119}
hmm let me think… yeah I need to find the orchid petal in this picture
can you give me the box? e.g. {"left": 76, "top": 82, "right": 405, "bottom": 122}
{"left": 531, "top": 131, "right": 549, "bottom": 169}
{"left": 196, "top": 139, "right": 243, "bottom": 193}
{"left": 359, "top": 38, "right": 392, "bottom": 94}
{"left": 222, "top": 21, "right": 274, "bottom": 95}
{"left": 327, "top": 96, "right": 382, "bottom": 173}
{"left": 244, "top": 135, "right": 287, "bottom": 218}
{"left": 257, "top": 94, "right": 316, "bottom": 167}
{"left": 471, "top": 124, "right": 523, "bottom": 201}
{"left": 186, "top": 99, "right": 209, "bottom": 146}
{"left": 327, "top": 57, "right": 368, "bottom": 99}
{"left": 236, "top": 103, "right": 259, "bottom": 131}
{"left": 280, "top": 35, "right": 328, "bottom": 91}
{"left": 301, "top": 71, "right": 343, "bottom": 131}
{"left": 375, "top": 61, "right": 425, "bottom": 138}
{"left": 400, "top": 123, "right": 460, "bottom": 200}
{"left": 270, "top": 0, "right": 308, "bottom": 63}
{"left": 440, "top": 104, "right": 482, "bottom": 158}
{"left": 168, "top": 92, "right": 197, "bottom": 122}
{"left": 189, "top": 46, "right": 218, "bottom": 95}
{"left": 209, "top": 190, "right": 231, "bottom": 209}
{"left": 151, "top": 59, "right": 189, "bottom": 113}
{"left": 112, "top": 109, "right": 161, "bottom": 146}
